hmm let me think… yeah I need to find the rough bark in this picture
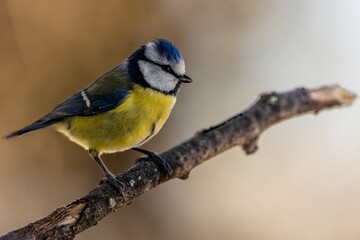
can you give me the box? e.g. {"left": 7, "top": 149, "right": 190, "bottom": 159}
{"left": 1, "top": 85, "right": 356, "bottom": 240}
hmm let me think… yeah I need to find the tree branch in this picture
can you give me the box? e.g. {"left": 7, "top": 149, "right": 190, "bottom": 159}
{"left": 1, "top": 85, "right": 356, "bottom": 240}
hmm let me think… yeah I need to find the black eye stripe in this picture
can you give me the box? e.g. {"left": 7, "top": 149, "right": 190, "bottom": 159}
{"left": 144, "top": 59, "right": 179, "bottom": 78}
{"left": 160, "top": 65, "right": 178, "bottom": 76}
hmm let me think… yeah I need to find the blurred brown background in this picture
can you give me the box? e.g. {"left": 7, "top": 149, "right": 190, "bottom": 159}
{"left": 1, "top": 0, "right": 360, "bottom": 239}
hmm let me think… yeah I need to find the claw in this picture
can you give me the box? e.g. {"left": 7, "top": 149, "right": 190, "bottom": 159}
{"left": 100, "top": 175, "right": 129, "bottom": 199}
{"left": 137, "top": 155, "right": 173, "bottom": 177}
{"left": 133, "top": 148, "right": 173, "bottom": 178}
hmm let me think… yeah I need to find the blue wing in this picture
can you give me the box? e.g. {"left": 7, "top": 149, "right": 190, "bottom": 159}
{"left": 53, "top": 65, "right": 131, "bottom": 117}
{"left": 52, "top": 89, "right": 128, "bottom": 117}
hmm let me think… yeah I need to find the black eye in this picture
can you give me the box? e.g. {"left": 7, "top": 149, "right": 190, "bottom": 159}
{"left": 164, "top": 65, "right": 172, "bottom": 72}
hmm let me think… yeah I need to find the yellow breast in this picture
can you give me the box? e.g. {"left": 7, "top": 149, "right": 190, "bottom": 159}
{"left": 55, "top": 85, "right": 176, "bottom": 154}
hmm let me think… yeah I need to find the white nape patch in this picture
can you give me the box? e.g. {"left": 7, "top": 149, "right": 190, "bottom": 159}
{"left": 80, "top": 90, "right": 90, "bottom": 108}
{"left": 138, "top": 60, "right": 178, "bottom": 92}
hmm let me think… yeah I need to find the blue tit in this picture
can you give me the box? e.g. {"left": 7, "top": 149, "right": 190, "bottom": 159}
{"left": 5, "top": 39, "right": 192, "bottom": 189}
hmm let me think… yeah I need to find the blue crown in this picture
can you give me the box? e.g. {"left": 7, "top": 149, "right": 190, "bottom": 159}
{"left": 153, "top": 39, "right": 183, "bottom": 64}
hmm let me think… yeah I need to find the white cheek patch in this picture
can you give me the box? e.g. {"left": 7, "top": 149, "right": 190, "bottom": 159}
{"left": 138, "top": 60, "right": 178, "bottom": 92}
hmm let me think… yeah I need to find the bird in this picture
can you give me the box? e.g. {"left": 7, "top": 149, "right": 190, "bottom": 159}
{"left": 4, "top": 38, "right": 192, "bottom": 191}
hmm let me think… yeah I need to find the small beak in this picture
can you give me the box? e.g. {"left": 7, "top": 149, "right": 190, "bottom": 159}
{"left": 179, "top": 74, "right": 193, "bottom": 83}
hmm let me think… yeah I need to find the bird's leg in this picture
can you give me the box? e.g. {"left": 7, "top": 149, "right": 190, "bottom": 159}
{"left": 132, "top": 147, "right": 173, "bottom": 177}
{"left": 88, "top": 149, "right": 128, "bottom": 195}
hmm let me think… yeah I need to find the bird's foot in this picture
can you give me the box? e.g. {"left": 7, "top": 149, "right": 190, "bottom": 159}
{"left": 99, "top": 174, "right": 130, "bottom": 198}
{"left": 136, "top": 152, "right": 173, "bottom": 178}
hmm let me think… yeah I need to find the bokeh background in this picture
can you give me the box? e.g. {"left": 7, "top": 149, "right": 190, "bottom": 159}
{"left": 1, "top": 1, "right": 360, "bottom": 239}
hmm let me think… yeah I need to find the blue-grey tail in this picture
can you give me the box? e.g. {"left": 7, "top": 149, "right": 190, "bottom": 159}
{"left": 4, "top": 116, "right": 58, "bottom": 139}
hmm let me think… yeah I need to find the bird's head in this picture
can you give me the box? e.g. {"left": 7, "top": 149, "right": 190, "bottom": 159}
{"left": 127, "top": 39, "right": 192, "bottom": 95}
